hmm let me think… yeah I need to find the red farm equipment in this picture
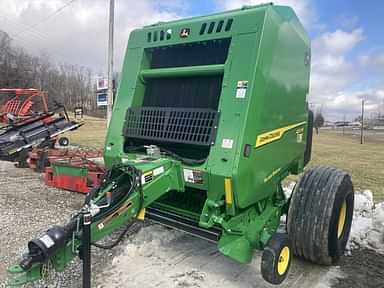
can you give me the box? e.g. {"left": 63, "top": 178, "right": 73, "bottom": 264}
{"left": 27, "top": 147, "right": 102, "bottom": 172}
{"left": 45, "top": 158, "right": 105, "bottom": 194}
{"left": 0, "top": 88, "right": 49, "bottom": 124}
{"left": 0, "top": 88, "right": 84, "bottom": 164}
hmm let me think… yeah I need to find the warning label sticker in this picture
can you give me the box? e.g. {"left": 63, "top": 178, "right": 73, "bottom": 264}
{"left": 141, "top": 171, "right": 153, "bottom": 185}
{"left": 222, "top": 138, "right": 234, "bottom": 149}
{"left": 183, "top": 169, "right": 204, "bottom": 184}
{"left": 236, "top": 80, "right": 248, "bottom": 98}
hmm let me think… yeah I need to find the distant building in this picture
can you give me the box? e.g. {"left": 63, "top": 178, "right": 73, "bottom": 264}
{"left": 323, "top": 121, "right": 335, "bottom": 127}
{"left": 334, "top": 121, "right": 349, "bottom": 127}
{"left": 348, "top": 121, "right": 361, "bottom": 127}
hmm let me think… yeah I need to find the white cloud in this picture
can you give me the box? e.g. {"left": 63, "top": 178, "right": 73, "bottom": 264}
{"left": 218, "top": 0, "right": 314, "bottom": 28}
{"left": 0, "top": 0, "right": 182, "bottom": 73}
{"left": 218, "top": 1, "right": 384, "bottom": 121}
{"left": 313, "top": 28, "right": 363, "bottom": 55}
{"left": 0, "top": 1, "right": 382, "bottom": 120}
{"left": 321, "top": 89, "right": 384, "bottom": 120}
{"left": 308, "top": 28, "right": 376, "bottom": 120}
{"left": 359, "top": 52, "right": 384, "bottom": 72}
{"left": 310, "top": 28, "right": 363, "bottom": 93}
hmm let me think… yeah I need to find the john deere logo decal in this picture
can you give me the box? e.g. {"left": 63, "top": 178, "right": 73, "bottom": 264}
{"left": 180, "top": 28, "right": 190, "bottom": 38}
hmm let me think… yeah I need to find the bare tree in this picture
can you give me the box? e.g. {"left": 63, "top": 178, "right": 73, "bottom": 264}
{"left": 0, "top": 30, "right": 96, "bottom": 114}
{"left": 314, "top": 111, "right": 325, "bottom": 135}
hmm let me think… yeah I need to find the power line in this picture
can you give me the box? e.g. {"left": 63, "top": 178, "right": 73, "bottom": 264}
{"left": 13, "top": 0, "right": 78, "bottom": 38}
{"left": 0, "top": 11, "right": 73, "bottom": 63}
{"left": 0, "top": 14, "right": 49, "bottom": 42}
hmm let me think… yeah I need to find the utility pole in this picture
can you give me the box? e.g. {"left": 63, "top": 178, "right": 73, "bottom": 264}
{"left": 360, "top": 99, "right": 364, "bottom": 144}
{"left": 107, "top": 0, "right": 115, "bottom": 127}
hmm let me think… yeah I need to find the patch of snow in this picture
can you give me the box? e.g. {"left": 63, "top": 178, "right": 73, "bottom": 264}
{"left": 283, "top": 181, "right": 296, "bottom": 199}
{"left": 348, "top": 190, "right": 384, "bottom": 253}
{"left": 97, "top": 189, "right": 384, "bottom": 288}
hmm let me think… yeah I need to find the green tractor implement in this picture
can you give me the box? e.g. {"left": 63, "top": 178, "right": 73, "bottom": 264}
{"left": 8, "top": 3, "right": 354, "bottom": 286}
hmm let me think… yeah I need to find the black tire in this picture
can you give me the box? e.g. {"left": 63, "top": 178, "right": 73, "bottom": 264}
{"left": 287, "top": 166, "right": 354, "bottom": 265}
{"left": 261, "top": 233, "right": 292, "bottom": 285}
{"left": 58, "top": 137, "right": 69, "bottom": 146}
{"left": 36, "top": 151, "right": 50, "bottom": 173}
{"left": 15, "top": 149, "right": 30, "bottom": 168}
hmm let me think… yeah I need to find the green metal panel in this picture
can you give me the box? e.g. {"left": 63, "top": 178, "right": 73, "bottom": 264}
{"left": 140, "top": 64, "right": 225, "bottom": 79}
{"left": 8, "top": 6, "right": 313, "bottom": 285}
{"left": 103, "top": 3, "right": 310, "bottom": 263}
{"left": 52, "top": 163, "right": 88, "bottom": 177}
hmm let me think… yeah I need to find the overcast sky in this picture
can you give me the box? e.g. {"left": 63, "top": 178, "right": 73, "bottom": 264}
{"left": 0, "top": 0, "right": 383, "bottom": 121}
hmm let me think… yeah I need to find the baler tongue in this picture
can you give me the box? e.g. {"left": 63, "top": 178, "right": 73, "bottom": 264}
{"left": 7, "top": 265, "right": 41, "bottom": 286}
{"left": 7, "top": 157, "right": 185, "bottom": 286}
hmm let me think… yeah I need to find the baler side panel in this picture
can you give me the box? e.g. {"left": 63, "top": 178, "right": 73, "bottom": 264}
{"left": 234, "top": 6, "right": 311, "bottom": 208}
{"left": 205, "top": 29, "right": 263, "bottom": 206}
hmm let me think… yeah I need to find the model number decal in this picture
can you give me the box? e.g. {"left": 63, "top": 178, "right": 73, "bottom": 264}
{"left": 255, "top": 122, "right": 306, "bottom": 148}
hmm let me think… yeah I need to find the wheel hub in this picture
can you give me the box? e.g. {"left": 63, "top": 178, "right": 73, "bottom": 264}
{"left": 337, "top": 200, "right": 347, "bottom": 238}
{"left": 277, "top": 246, "right": 290, "bottom": 275}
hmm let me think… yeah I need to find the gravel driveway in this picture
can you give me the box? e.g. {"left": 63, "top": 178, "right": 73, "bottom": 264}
{"left": 0, "top": 160, "right": 129, "bottom": 288}
{"left": 1, "top": 160, "right": 383, "bottom": 288}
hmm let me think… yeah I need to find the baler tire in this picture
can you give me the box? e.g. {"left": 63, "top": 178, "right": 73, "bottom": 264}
{"left": 287, "top": 166, "right": 354, "bottom": 265}
{"left": 261, "top": 233, "right": 292, "bottom": 285}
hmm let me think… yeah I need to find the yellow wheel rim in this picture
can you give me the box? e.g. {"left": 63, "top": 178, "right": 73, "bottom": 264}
{"left": 277, "top": 246, "right": 290, "bottom": 275}
{"left": 337, "top": 201, "right": 347, "bottom": 238}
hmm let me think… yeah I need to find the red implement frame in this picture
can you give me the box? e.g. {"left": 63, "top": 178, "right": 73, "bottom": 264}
{"left": 0, "top": 88, "right": 49, "bottom": 123}
{"left": 27, "top": 148, "right": 102, "bottom": 172}
{"left": 45, "top": 158, "right": 105, "bottom": 194}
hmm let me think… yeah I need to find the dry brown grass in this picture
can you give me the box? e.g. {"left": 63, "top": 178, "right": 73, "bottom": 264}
{"left": 309, "top": 130, "right": 384, "bottom": 202}
{"left": 65, "top": 115, "right": 107, "bottom": 149}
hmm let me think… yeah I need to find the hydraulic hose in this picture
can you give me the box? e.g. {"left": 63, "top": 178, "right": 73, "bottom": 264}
{"left": 88, "top": 163, "right": 144, "bottom": 249}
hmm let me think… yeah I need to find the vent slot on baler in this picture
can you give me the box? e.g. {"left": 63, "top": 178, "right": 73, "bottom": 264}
{"left": 124, "top": 39, "right": 230, "bottom": 160}
{"left": 149, "top": 38, "right": 230, "bottom": 68}
{"left": 143, "top": 76, "right": 222, "bottom": 109}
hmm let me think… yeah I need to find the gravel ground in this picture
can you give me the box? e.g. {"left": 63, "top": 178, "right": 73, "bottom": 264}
{"left": 0, "top": 160, "right": 330, "bottom": 288}
{"left": 331, "top": 248, "right": 384, "bottom": 288}
{"left": 1, "top": 160, "right": 383, "bottom": 288}
{"left": 0, "top": 160, "right": 137, "bottom": 288}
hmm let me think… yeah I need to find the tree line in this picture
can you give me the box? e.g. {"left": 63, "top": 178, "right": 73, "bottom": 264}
{"left": 0, "top": 30, "right": 98, "bottom": 114}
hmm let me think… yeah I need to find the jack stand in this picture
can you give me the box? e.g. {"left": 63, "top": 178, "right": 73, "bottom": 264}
{"left": 82, "top": 211, "right": 92, "bottom": 288}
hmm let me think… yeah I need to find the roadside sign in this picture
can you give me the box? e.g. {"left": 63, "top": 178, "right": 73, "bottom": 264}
{"left": 97, "top": 93, "right": 108, "bottom": 106}
{"left": 96, "top": 78, "right": 108, "bottom": 91}
{"left": 74, "top": 107, "right": 83, "bottom": 119}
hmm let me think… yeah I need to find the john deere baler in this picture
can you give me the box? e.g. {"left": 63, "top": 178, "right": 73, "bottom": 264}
{"left": 9, "top": 4, "right": 354, "bottom": 286}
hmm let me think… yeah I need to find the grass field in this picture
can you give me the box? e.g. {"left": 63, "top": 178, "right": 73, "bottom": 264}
{"left": 67, "top": 117, "right": 384, "bottom": 202}
{"left": 66, "top": 115, "right": 107, "bottom": 149}
{"left": 310, "top": 129, "right": 384, "bottom": 202}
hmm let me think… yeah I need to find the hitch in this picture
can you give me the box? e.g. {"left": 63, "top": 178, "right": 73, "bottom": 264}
{"left": 7, "top": 159, "right": 184, "bottom": 286}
